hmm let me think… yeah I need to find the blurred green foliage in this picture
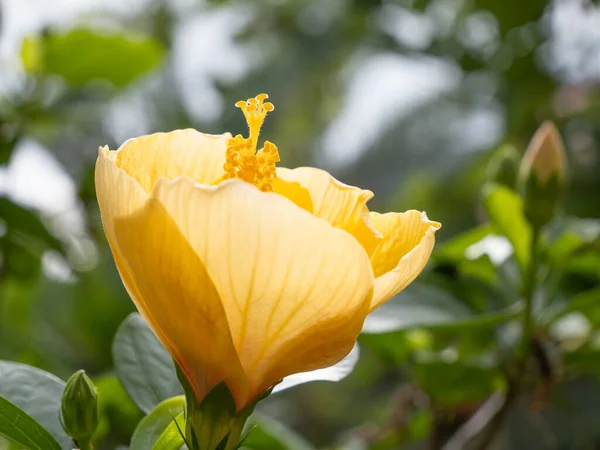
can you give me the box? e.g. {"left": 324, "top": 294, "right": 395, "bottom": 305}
{"left": 21, "top": 29, "right": 164, "bottom": 88}
{"left": 1, "top": 0, "right": 600, "bottom": 449}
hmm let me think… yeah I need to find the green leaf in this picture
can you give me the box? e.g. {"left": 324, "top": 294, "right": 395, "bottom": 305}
{"left": 476, "top": 0, "right": 547, "bottom": 36}
{"left": 482, "top": 183, "right": 533, "bottom": 274}
{"left": 131, "top": 396, "right": 185, "bottom": 450}
{"left": 359, "top": 332, "right": 414, "bottom": 365}
{"left": 568, "top": 252, "right": 600, "bottom": 280}
{"left": 434, "top": 224, "right": 496, "bottom": 263}
{"left": 413, "top": 360, "right": 504, "bottom": 406}
{"left": 242, "top": 413, "right": 314, "bottom": 450}
{"left": 412, "top": 0, "right": 430, "bottom": 10}
{"left": 152, "top": 412, "right": 186, "bottom": 450}
{"left": 362, "top": 284, "right": 520, "bottom": 334}
{"left": 20, "top": 28, "right": 164, "bottom": 87}
{"left": 94, "top": 374, "right": 144, "bottom": 444}
{"left": 113, "top": 313, "right": 183, "bottom": 413}
{"left": 0, "top": 124, "right": 19, "bottom": 165}
{"left": 545, "top": 218, "right": 600, "bottom": 263}
{"left": 564, "top": 348, "right": 600, "bottom": 376}
{"left": 545, "top": 287, "right": 600, "bottom": 324}
{"left": 0, "top": 396, "right": 62, "bottom": 450}
{"left": 404, "top": 410, "right": 432, "bottom": 441}
{"left": 457, "top": 255, "right": 498, "bottom": 285}
{"left": 0, "top": 199, "right": 63, "bottom": 253}
{"left": 0, "top": 361, "right": 71, "bottom": 449}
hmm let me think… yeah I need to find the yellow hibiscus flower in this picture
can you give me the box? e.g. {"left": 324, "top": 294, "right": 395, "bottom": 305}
{"left": 95, "top": 94, "right": 440, "bottom": 413}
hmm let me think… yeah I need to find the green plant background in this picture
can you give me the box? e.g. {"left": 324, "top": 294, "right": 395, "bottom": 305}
{"left": 1, "top": 0, "right": 599, "bottom": 449}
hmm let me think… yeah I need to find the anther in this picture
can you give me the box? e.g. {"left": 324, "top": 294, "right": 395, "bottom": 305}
{"left": 223, "top": 94, "right": 281, "bottom": 192}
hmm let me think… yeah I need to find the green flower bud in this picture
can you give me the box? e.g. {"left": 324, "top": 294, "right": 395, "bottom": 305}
{"left": 519, "top": 121, "right": 567, "bottom": 231}
{"left": 61, "top": 370, "right": 99, "bottom": 445}
{"left": 486, "top": 144, "right": 520, "bottom": 188}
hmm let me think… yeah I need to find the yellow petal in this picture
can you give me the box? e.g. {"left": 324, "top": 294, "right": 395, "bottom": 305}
{"left": 271, "top": 176, "right": 313, "bottom": 212}
{"left": 154, "top": 178, "right": 374, "bottom": 403}
{"left": 112, "top": 129, "right": 231, "bottom": 192}
{"left": 95, "top": 147, "right": 152, "bottom": 319}
{"left": 95, "top": 149, "right": 248, "bottom": 408}
{"left": 276, "top": 167, "right": 381, "bottom": 255}
{"left": 369, "top": 210, "right": 441, "bottom": 311}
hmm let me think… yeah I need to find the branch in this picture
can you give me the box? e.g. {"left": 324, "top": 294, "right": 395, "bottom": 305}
{"left": 440, "top": 392, "right": 506, "bottom": 450}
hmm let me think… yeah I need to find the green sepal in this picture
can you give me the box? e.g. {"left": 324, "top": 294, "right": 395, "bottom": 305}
{"left": 521, "top": 170, "right": 563, "bottom": 232}
{"left": 176, "top": 366, "right": 272, "bottom": 450}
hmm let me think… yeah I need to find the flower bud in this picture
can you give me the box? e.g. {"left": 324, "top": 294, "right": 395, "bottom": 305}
{"left": 519, "top": 121, "right": 567, "bottom": 230}
{"left": 61, "top": 370, "right": 99, "bottom": 443}
{"left": 486, "top": 144, "right": 520, "bottom": 189}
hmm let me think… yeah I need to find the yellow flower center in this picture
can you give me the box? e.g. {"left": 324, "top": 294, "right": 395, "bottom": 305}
{"left": 223, "top": 93, "right": 280, "bottom": 192}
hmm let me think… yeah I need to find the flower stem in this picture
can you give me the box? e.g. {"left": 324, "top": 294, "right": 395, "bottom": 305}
{"left": 521, "top": 228, "right": 539, "bottom": 348}
{"left": 76, "top": 438, "right": 94, "bottom": 450}
{"left": 442, "top": 229, "right": 540, "bottom": 450}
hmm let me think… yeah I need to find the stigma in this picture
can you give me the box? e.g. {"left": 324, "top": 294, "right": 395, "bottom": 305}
{"left": 223, "top": 94, "right": 280, "bottom": 192}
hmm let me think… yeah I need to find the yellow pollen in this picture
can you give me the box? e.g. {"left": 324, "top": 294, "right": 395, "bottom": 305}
{"left": 223, "top": 94, "right": 280, "bottom": 192}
